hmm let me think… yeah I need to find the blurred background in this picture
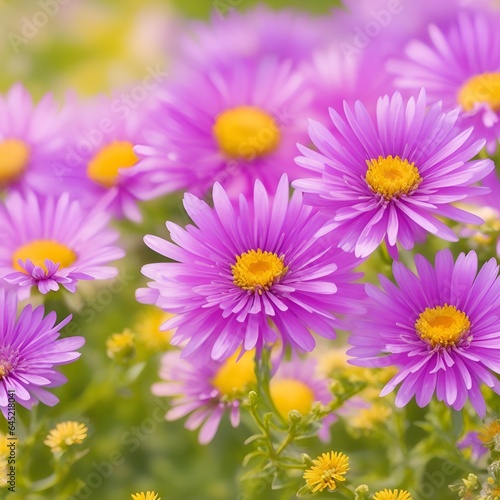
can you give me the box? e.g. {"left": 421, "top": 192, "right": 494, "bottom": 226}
{"left": 0, "top": 0, "right": 338, "bottom": 98}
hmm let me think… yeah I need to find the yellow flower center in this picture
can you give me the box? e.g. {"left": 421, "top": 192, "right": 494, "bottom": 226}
{"left": 212, "top": 350, "right": 256, "bottom": 398}
{"left": 458, "top": 72, "right": 500, "bottom": 112}
{"left": 231, "top": 249, "right": 287, "bottom": 294}
{"left": 269, "top": 378, "right": 315, "bottom": 420}
{"left": 365, "top": 155, "right": 422, "bottom": 200}
{"left": 0, "top": 362, "right": 12, "bottom": 380}
{"left": 212, "top": 106, "right": 281, "bottom": 160}
{"left": 415, "top": 304, "right": 471, "bottom": 348}
{"left": 0, "top": 139, "right": 30, "bottom": 187}
{"left": 372, "top": 489, "right": 413, "bottom": 500}
{"left": 303, "top": 451, "right": 349, "bottom": 493}
{"left": 12, "top": 240, "right": 77, "bottom": 273}
{"left": 87, "top": 141, "right": 138, "bottom": 188}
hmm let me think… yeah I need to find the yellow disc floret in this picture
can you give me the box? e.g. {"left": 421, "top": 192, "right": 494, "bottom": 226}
{"left": 213, "top": 106, "right": 281, "bottom": 160}
{"left": 365, "top": 155, "right": 422, "bottom": 200}
{"left": 87, "top": 140, "right": 138, "bottom": 188}
{"left": 415, "top": 304, "right": 471, "bottom": 348}
{"left": 212, "top": 350, "right": 256, "bottom": 398}
{"left": 12, "top": 240, "right": 77, "bottom": 272}
{"left": 0, "top": 139, "right": 30, "bottom": 187}
{"left": 372, "top": 489, "right": 413, "bottom": 500}
{"left": 269, "top": 378, "right": 315, "bottom": 420}
{"left": 303, "top": 451, "right": 350, "bottom": 493}
{"left": 458, "top": 72, "right": 500, "bottom": 112}
{"left": 232, "top": 249, "right": 287, "bottom": 294}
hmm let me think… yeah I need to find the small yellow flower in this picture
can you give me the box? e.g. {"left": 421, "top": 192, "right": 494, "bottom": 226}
{"left": 372, "top": 489, "right": 413, "bottom": 500}
{"left": 478, "top": 419, "right": 500, "bottom": 446}
{"left": 351, "top": 404, "right": 392, "bottom": 431}
{"left": 106, "top": 329, "right": 135, "bottom": 362}
{"left": 44, "top": 421, "right": 88, "bottom": 453}
{"left": 134, "top": 307, "right": 174, "bottom": 351}
{"left": 303, "top": 451, "right": 349, "bottom": 493}
{"left": 131, "top": 492, "right": 160, "bottom": 500}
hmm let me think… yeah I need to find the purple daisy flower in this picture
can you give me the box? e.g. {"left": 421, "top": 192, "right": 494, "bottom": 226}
{"left": 0, "top": 288, "right": 84, "bottom": 418}
{"left": 0, "top": 191, "right": 124, "bottom": 296}
{"left": 152, "top": 349, "right": 257, "bottom": 444}
{"left": 388, "top": 11, "right": 500, "bottom": 153}
{"left": 270, "top": 355, "right": 335, "bottom": 442}
{"left": 175, "top": 5, "right": 328, "bottom": 72}
{"left": 52, "top": 95, "right": 163, "bottom": 222}
{"left": 137, "top": 175, "right": 365, "bottom": 361}
{"left": 135, "top": 58, "right": 312, "bottom": 199}
{"left": 0, "top": 83, "right": 70, "bottom": 195}
{"left": 293, "top": 90, "right": 493, "bottom": 258}
{"left": 347, "top": 249, "right": 500, "bottom": 416}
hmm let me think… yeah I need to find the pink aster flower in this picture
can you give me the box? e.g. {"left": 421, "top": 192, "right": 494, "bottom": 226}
{"left": 152, "top": 349, "right": 257, "bottom": 444}
{"left": 348, "top": 249, "right": 500, "bottom": 416}
{"left": 51, "top": 94, "right": 163, "bottom": 222}
{"left": 270, "top": 355, "right": 335, "bottom": 442}
{"left": 293, "top": 90, "right": 493, "bottom": 258}
{"left": 0, "top": 191, "right": 124, "bottom": 296}
{"left": 175, "top": 5, "right": 327, "bottom": 72}
{"left": 0, "top": 288, "right": 84, "bottom": 418}
{"left": 0, "top": 83, "right": 70, "bottom": 195}
{"left": 135, "top": 59, "right": 312, "bottom": 199}
{"left": 137, "top": 175, "right": 365, "bottom": 361}
{"left": 388, "top": 11, "right": 500, "bottom": 153}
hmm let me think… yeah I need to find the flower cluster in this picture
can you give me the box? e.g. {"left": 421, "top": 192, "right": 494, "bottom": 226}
{"left": 5, "top": 0, "right": 500, "bottom": 498}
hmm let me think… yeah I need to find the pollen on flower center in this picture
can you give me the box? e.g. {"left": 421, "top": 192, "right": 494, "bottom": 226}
{"left": 365, "top": 155, "right": 422, "bottom": 200}
{"left": 232, "top": 249, "right": 287, "bottom": 293}
{"left": 12, "top": 240, "right": 77, "bottom": 273}
{"left": 458, "top": 72, "right": 500, "bottom": 112}
{"left": 0, "top": 139, "right": 30, "bottom": 186}
{"left": 211, "top": 350, "right": 256, "bottom": 398}
{"left": 0, "top": 347, "right": 19, "bottom": 380}
{"left": 87, "top": 141, "right": 138, "bottom": 188}
{"left": 270, "top": 379, "right": 315, "bottom": 419}
{"left": 415, "top": 304, "right": 471, "bottom": 348}
{"left": 212, "top": 106, "right": 281, "bottom": 161}
{"left": 0, "top": 361, "right": 12, "bottom": 379}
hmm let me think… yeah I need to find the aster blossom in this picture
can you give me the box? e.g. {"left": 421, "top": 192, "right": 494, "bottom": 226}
{"left": 0, "top": 83, "right": 70, "bottom": 194}
{"left": 0, "top": 191, "right": 124, "bottom": 296}
{"left": 152, "top": 349, "right": 256, "bottom": 444}
{"left": 293, "top": 89, "right": 493, "bottom": 258}
{"left": 137, "top": 175, "right": 364, "bottom": 361}
{"left": 389, "top": 11, "right": 500, "bottom": 153}
{"left": 53, "top": 95, "right": 164, "bottom": 221}
{"left": 348, "top": 249, "right": 500, "bottom": 416}
{"left": 0, "top": 288, "right": 84, "bottom": 418}
{"left": 135, "top": 59, "right": 312, "bottom": 199}
{"left": 175, "top": 5, "right": 328, "bottom": 72}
